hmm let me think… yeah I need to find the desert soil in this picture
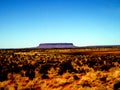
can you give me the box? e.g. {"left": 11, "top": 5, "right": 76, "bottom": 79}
{"left": 0, "top": 48, "right": 120, "bottom": 90}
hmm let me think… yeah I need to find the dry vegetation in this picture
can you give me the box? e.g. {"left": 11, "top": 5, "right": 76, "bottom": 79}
{"left": 0, "top": 47, "right": 120, "bottom": 90}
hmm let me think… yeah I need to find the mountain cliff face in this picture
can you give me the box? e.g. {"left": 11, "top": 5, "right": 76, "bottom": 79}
{"left": 37, "top": 43, "right": 75, "bottom": 48}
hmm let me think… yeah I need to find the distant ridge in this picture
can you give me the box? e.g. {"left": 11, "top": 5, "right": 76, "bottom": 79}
{"left": 0, "top": 44, "right": 120, "bottom": 49}
{"left": 37, "top": 43, "right": 75, "bottom": 48}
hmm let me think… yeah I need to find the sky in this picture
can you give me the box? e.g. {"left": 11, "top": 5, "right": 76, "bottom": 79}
{"left": 0, "top": 0, "right": 120, "bottom": 48}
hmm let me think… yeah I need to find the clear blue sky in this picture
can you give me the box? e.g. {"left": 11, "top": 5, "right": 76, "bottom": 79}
{"left": 0, "top": 0, "right": 120, "bottom": 48}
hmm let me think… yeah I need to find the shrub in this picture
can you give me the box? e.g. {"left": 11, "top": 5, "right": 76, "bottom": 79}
{"left": 114, "top": 81, "right": 120, "bottom": 90}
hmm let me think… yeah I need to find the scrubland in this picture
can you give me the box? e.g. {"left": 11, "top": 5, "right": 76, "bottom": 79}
{"left": 0, "top": 47, "right": 120, "bottom": 90}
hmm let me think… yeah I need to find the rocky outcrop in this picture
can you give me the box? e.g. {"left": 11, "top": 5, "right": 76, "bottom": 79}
{"left": 37, "top": 43, "right": 75, "bottom": 48}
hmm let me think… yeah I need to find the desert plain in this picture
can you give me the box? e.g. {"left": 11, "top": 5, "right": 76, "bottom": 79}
{"left": 0, "top": 46, "right": 120, "bottom": 90}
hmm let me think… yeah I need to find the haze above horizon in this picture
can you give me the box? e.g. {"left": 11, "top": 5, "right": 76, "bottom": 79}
{"left": 0, "top": 0, "right": 120, "bottom": 48}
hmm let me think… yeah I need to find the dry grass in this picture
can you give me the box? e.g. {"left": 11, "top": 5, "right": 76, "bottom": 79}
{"left": 0, "top": 48, "right": 120, "bottom": 90}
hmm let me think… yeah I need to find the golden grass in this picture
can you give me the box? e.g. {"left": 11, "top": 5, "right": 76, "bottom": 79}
{"left": 0, "top": 48, "right": 120, "bottom": 90}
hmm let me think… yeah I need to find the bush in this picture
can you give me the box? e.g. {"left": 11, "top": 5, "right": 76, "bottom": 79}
{"left": 114, "top": 81, "right": 120, "bottom": 90}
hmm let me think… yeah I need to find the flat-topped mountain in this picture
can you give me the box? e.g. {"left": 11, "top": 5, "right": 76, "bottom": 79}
{"left": 37, "top": 43, "right": 75, "bottom": 48}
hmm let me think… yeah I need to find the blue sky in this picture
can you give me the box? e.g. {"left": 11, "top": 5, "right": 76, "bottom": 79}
{"left": 0, "top": 0, "right": 120, "bottom": 48}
